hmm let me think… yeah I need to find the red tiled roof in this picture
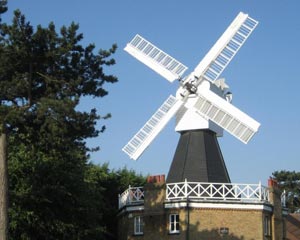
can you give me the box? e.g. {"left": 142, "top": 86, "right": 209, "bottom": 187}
{"left": 286, "top": 213, "right": 300, "bottom": 240}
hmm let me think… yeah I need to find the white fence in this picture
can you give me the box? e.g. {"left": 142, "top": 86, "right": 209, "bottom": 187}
{"left": 166, "top": 181, "right": 269, "bottom": 202}
{"left": 118, "top": 186, "right": 144, "bottom": 209}
{"left": 281, "top": 190, "right": 286, "bottom": 207}
{"left": 118, "top": 182, "right": 270, "bottom": 209}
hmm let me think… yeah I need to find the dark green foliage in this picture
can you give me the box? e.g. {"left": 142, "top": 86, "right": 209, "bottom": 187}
{"left": 0, "top": 9, "right": 144, "bottom": 239}
{"left": 85, "top": 164, "right": 146, "bottom": 238}
{"left": 8, "top": 136, "right": 90, "bottom": 239}
{"left": 272, "top": 170, "right": 300, "bottom": 213}
{"left": 0, "top": 0, "right": 7, "bottom": 22}
{"left": 8, "top": 140, "right": 146, "bottom": 239}
{"left": 0, "top": 10, "right": 117, "bottom": 138}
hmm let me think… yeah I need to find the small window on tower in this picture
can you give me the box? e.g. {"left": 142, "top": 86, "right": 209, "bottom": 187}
{"left": 134, "top": 216, "right": 144, "bottom": 235}
{"left": 169, "top": 213, "right": 180, "bottom": 234}
{"left": 264, "top": 215, "right": 271, "bottom": 236}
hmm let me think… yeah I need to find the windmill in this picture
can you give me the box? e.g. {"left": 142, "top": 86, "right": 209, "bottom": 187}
{"left": 122, "top": 12, "right": 260, "bottom": 183}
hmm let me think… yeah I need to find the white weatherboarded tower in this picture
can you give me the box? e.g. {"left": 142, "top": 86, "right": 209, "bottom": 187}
{"left": 122, "top": 12, "right": 260, "bottom": 183}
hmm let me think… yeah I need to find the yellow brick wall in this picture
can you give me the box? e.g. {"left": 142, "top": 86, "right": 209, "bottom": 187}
{"left": 118, "top": 183, "right": 286, "bottom": 240}
{"left": 119, "top": 207, "right": 272, "bottom": 240}
{"left": 185, "top": 208, "right": 264, "bottom": 240}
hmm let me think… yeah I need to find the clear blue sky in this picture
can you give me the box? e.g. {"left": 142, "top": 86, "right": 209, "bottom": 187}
{"left": 3, "top": 0, "right": 300, "bottom": 184}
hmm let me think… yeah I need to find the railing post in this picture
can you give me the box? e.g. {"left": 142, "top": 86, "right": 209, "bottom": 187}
{"left": 166, "top": 184, "right": 168, "bottom": 200}
{"left": 128, "top": 185, "right": 131, "bottom": 204}
{"left": 233, "top": 184, "right": 237, "bottom": 199}
{"left": 222, "top": 183, "right": 225, "bottom": 199}
{"left": 281, "top": 190, "right": 286, "bottom": 207}
{"left": 185, "top": 179, "right": 188, "bottom": 199}
{"left": 258, "top": 181, "right": 262, "bottom": 201}
{"left": 137, "top": 187, "right": 140, "bottom": 201}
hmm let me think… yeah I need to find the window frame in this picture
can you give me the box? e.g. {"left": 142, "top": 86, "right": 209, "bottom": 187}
{"left": 134, "top": 216, "right": 144, "bottom": 235}
{"left": 169, "top": 213, "right": 180, "bottom": 234}
{"left": 263, "top": 215, "right": 271, "bottom": 237}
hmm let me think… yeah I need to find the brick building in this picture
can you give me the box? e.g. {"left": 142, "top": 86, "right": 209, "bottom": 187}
{"left": 119, "top": 130, "right": 287, "bottom": 240}
{"left": 118, "top": 130, "right": 287, "bottom": 240}
{"left": 118, "top": 177, "right": 287, "bottom": 240}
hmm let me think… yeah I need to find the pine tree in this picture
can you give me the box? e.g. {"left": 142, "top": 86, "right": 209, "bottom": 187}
{"left": 273, "top": 170, "right": 300, "bottom": 213}
{"left": 0, "top": 1, "right": 9, "bottom": 239}
{"left": 0, "top": 10, "right": 117, "bottom": 239}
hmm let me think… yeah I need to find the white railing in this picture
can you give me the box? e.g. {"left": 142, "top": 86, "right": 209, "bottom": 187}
{"left": 281, "top": 190, "right": 286, "bottom": 207}
{"left": 119, "top": 181, "right": 270, "bottom": 209}
{"left": 118, "top": 186, "right": 144, "bottom": 209}
{"left": 166, "top": 181, "right": 269, "bottom": 202}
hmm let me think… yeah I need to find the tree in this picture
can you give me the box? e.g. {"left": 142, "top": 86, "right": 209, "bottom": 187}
{"left": 84, "top": 164, "right": 146, "bottom": 238}
{"left": 0, "top": 10, "right": 117, "bottom": 239}
{"left": 272, "top": 170, "right": 300, "bottom": 213}
{"left": 0, "top": 0, "right": 7, "bottom": 22}
{"left": 0, "top": 125, "right": 8, "bottom": 240}
{"left": 0, "top": 2, "right": 9, "bottom": 239}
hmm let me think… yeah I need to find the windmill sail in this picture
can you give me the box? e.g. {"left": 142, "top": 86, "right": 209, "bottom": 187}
{"left": 122, "top": 12, "right": 260, "bottom": 161}
{"left": 124, "top": 34, "right": 188, "bottom": 82}
{"left": 194, "top": 87, "right": 260, "bottom": 143}
{"left": 193, "top": 12, "right": 258, "bottom": 82}
{"left": 122, "top": 95, "right": 184, "bottom": 160}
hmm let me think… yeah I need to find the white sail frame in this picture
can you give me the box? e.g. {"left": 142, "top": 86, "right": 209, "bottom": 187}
{"left": 122, "top": 95, "right": 183, "bottom": 160}
{"left": 192, "top": 12, "right": 258, "bottom": 83}
{"left": 124, "top": 34, "right": 188, "bottom": 82}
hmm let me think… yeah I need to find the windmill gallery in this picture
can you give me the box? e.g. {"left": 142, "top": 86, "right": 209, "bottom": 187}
{"left": 118, "top": 12, "right": 287, "bottom": 240}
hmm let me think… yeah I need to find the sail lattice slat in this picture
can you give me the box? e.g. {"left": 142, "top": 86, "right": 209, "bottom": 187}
{"left": 193, "top": 13, "right": 258, "bottom": 82}
{"left": 193, "top": 88, "right": 260, "bottom": 143}
{"left": 124, "top": 34, "right": 188, "bottom": 82}
{"left": 122, "top": 95, "right": 183, "bottom": 160}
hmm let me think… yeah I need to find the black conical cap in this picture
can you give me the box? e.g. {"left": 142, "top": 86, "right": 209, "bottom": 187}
{"left": 166, "top": 129, "right": 230, "bottom": 183}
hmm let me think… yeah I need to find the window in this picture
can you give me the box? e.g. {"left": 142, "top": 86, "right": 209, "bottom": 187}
{"left": 169, "top": 213, "right": 180, "bottom": 234}
{"left": 264, "top": 216, "right": 270, "bottom": 236}
{"left": 134, "top": 216, "right": 144, "bottom": 235}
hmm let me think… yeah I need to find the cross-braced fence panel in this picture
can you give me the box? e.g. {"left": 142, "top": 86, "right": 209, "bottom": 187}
{"left": 166, "top": 181, "right": 269, "bottom": 202}
{"left": 119, "top": 186, "right": 144, "bottom": 209}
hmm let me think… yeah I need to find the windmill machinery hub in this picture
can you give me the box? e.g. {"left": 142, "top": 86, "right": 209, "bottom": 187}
{"left": 175, "top": 79, "right": 225, "bottom": 134}
{"left": 179, "top": 73, "right": 201, "bottom": 96}
{"left": 122, "top": 12, "right": 260, "bottom": 161}
{"left": 183, "top": 81, "right": 198, "bottom": 95}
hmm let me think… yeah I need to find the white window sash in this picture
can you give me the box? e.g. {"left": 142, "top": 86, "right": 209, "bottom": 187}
{"left": 134, "top": 216, "right": 144, "bottom": 235}
{"left": 169, "top": 214, "right": 180, "bottom": 234}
